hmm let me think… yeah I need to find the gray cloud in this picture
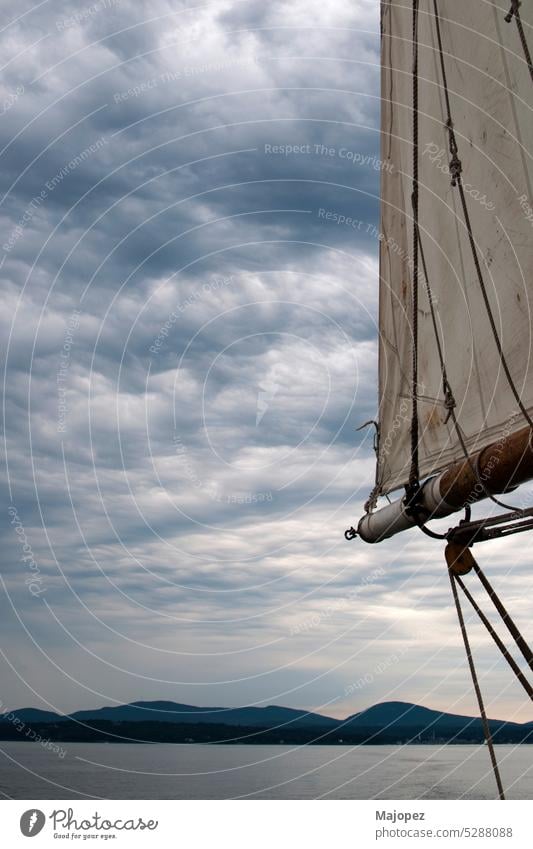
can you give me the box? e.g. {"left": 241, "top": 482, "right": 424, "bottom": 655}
{"left": 0, "top": 0, "right": 530, "bottom": 730}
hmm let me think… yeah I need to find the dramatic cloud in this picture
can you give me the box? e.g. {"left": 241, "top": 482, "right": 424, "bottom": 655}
{"left": 1, "top": 0, "right": 530, "bottom": 732}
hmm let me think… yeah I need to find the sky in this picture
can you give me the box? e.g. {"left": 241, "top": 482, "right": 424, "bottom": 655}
{"left": 0, "top": 0, "right": 532, "bottom": 724}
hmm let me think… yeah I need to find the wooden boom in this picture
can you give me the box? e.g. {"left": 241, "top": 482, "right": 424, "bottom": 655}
{"left": 357, "top": 424, "right": 533, "bottom": 543}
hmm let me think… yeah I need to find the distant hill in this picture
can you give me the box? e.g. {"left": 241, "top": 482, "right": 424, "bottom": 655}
{"left": 0, "top": 700, "right": 338, "bottom": 729}
{"left": 1, "top": 699, "right": 531, "bottom": 745}
{"left": 68, "top": 701, "right": 339, "bottom": 729}
{"left": 0, "top": 707, "right": 65, "bottom": 725}
{"left": 341, "top": 701, "right": 525, "bottom": 740}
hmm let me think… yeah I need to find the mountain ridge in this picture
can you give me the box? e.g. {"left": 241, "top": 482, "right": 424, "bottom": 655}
{"left": 1, "top": 699, "right": 529, "bottom": 731}
{"left": 1, "top": 700, "right": 531, "bottom": 745}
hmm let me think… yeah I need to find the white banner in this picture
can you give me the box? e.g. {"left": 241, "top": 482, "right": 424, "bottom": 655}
{"left": 1, "top": 799, "right": 532, "bottom": 848}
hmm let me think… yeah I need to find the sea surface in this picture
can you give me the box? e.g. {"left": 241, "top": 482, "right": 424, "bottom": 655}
{"left": 1, "top": 742, "right": 532, "bottom": 800}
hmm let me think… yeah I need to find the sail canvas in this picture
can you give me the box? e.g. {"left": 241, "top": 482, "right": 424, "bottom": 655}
{"left": 378, "top": 1, "right": 533, "bottom": 496}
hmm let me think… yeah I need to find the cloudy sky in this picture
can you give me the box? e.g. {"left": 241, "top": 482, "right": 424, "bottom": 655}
{"left": 1, "top": 0, "right": 531, "bottom": 725}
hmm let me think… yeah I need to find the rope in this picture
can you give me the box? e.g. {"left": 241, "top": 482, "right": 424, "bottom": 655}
{"left": 455, "top": 573, "right": 533, "bottom": 700}
{"left": 409, "top": 0, "right": 421, "bottom": 491}
{"left": 364, "top": 484, "right": 380, "bottom": 513}
{"left": 473, "top": 561, "right": 533, "bottom": 671}
{"left": 358, "top": 420, "right": 380, "bottom": 512}
{"left": 417, "top": 230, "right": 455, "bottom": 422}
{"left": 416, "top": 230, "right": 526, "bottom": 515}
{"left": 448, "top": 568, "right": 506, "bottom": 799}
{"left": 433, "top": 0, "right": 533, "bottom": 432}
{"left": 505, "top": 1, "right": 533, "bottom": 83}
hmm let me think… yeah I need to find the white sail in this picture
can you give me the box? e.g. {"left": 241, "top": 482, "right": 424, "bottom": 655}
{"left": 377, "top": 0, "right": 533, "bottom": 496}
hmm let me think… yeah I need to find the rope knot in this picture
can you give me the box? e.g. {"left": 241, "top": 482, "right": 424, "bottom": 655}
{"left": 364, "top": 484, "right": 380, "bottom": 514}
{"left": 505, "top": 1, "right": 520, "bottom": 24}
{"left": 449, "top": 153, "right": 462, "bottom": 186}
{"left": 443, "top": 383, "right": 456, "bottom": 423}
{"left": 445, "top": 119, "right": 462, "bottom": 186}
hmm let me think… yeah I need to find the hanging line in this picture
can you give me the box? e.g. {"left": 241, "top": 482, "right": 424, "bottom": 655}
{"left": 409, "top": 0, "right": 421, "bottom": 492}
{"left": 448, "top": 567, "right": 506, "bottom": 800}
{"left": 472, "top": 560, "right": 533, "bottom": 671}
{"left": 357, "top": 421, "right": 381, "bottom": 512}
{"left": 415, "top": 230, "right": 527, "bottom": 517}
{"left": 505, "top": 1, "right": 533, "bottom": 83}
{"left": 454, "top": 573, "right": 533, "bottom": 700}
{"left": 432, "top": 0, "right": 533, "bottom": 433}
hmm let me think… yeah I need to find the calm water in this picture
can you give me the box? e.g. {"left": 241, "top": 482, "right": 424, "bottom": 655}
{"left": 1, "top": 742, "right": 532, "bottom": 799}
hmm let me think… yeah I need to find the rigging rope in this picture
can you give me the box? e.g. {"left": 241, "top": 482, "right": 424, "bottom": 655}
{"left": 416, "top": 231, "right": 526, "bottom": 515}
{"left": 432, "top": 0, "right": 533, "bottom": 433}
{"left": 409, "top": 0, "right": 421, "bottom": 493}
{"left": 472, "top": 561, "right": 533, "bottom": 671}
{"left": 448, "top": 567, "right": 506, "bottom": 800}
{"left": 454, "top": 573, "right": 533, "bottom": 700}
